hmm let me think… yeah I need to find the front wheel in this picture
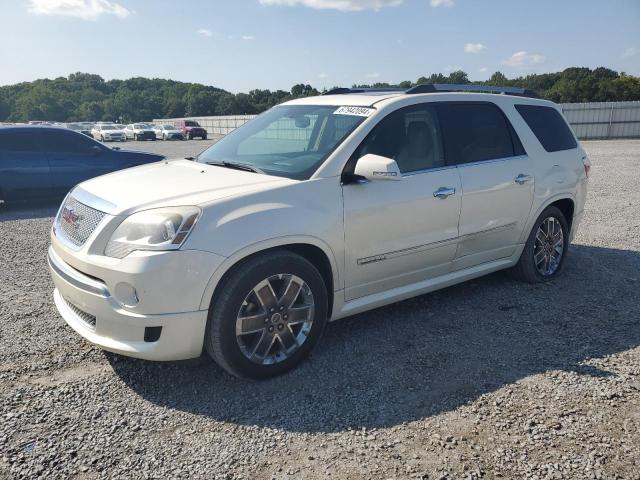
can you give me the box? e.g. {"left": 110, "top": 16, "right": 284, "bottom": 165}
{"left": 511, "top": 205, "right": 569, "bottom": 283}
{"left": 204, "top": 251, "right": 328, "bottom": 379}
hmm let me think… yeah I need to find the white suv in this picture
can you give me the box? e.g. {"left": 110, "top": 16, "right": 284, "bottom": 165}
{"left": 48, "top": 85, "right": 589, "bottom": 379}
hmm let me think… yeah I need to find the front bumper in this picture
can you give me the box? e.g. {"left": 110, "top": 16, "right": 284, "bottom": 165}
{"left": 48, "top": 245, "right": 220, "bottom": 361}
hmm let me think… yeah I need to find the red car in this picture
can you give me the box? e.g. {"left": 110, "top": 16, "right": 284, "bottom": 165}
{"left": 174, "top": 119, "right": 208, "bottom": 140}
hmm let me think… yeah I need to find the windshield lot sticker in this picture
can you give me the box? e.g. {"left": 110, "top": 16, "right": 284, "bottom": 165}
{"left": 334, "top": 106, "right": 375, "bottom": 117}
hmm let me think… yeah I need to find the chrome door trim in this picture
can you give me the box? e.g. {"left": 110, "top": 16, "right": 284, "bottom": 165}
{"left": 455, "top": 154, "right": 529, "bottom": 169}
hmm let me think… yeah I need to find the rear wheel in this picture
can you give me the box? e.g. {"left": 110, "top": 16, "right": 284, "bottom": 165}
{"left": 511, "top": 205, "right": 569, "bottom": 283}
{"left": 204, "top": 251, "right": 328, "bottom": 379}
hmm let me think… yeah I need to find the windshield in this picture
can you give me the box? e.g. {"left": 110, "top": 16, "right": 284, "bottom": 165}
{"left": 196, "top": 105, "right": 366, "bottom": 180}
{"left": 185, "top": 121, "right": 200, "bottom": 127}
{"left": 102, "top": 125, "right": 117, "bottom": 130}
{"left": 133, "top": 124, "right": 147, "bottom": 129}
{"left": 162, "top": 125, "right": 174, "bottom": 129}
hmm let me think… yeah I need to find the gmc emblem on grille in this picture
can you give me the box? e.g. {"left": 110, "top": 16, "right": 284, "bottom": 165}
{"left": 62, "top": 207, "right": 82, "bottom": 229}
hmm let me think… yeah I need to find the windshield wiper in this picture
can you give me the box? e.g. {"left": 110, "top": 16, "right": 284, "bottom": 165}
{"left": 206, "top": 161, "right": 264, "bottom": 174}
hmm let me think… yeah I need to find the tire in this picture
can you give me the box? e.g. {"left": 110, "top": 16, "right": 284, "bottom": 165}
{"left": 100, "top": 135, "right": 105, "bottom": 142}
{"left": 202, "top": 134, "right": 207, "bottom": 140}
{"left": 204, "top": 250, "right": 328, "bottom": 379}
{"left": 510, "top": 205, "right": 569, "bottom": 283}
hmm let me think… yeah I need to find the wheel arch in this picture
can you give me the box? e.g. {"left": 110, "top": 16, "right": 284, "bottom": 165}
{"left": 199, "top": 237, "right": 339, "bottom": 317}
{"left": 521, "top": 193, "right": 576, "bottom": 243}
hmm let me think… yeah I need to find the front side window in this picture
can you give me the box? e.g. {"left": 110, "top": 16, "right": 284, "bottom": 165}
{"left": 437, "top": 102, "right": 515, "bottom": 165}
{"left": 352, "top": 103, "right": 445, "bottom": 174}
{"left": 197, "top": 105, "right": 365, "bottom": 180}
{"left": 41, "top": 131, "right": 98, "bottom": 153}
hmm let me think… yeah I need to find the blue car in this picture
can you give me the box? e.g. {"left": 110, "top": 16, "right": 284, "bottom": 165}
{"left": 0, "top": 126, "right": 165, "bottom": 204}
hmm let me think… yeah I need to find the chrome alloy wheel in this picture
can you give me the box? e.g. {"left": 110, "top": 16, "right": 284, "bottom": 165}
{"left": 235, "top": 274, "right": 315, "bottom": 365}
{"left": 533, "top": 216, "right": 564, "bottom": 276}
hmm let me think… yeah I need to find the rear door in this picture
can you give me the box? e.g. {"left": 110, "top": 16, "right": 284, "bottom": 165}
{"left": 0, "top": 129, "right": 53, "bottom": 202}
{"left": 437, "top": 102, "right": 534, "bottom": 268}
{"left": 43, "top": 129, "right": 114, "bottom": 196}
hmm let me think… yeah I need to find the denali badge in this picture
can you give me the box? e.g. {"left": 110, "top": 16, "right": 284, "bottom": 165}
{"left": 61, "top": 207, "right": 82, "bottom": 230}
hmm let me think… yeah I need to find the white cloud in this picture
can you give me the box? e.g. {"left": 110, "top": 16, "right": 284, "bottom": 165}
{"left": 479, "top": 66, "right": 489, "bottom": 73}
{"left": 242, "top": 35, "right": 256, "bottom": 40}
{"left": 623, "top": 47, "right": 638, "bottom": 58}
{"left": 318, "top": 73, "right": 329, "bottom": 79}
{"left": 27, "top": 0, "right": 130, "bottom": 20}
{"left": 502, "top": 51, "right": 545, "bottom": 67}
{"left": 259, "top": 0, "right": 402, "bottom": 11}
{"left": 197, "top": 28, "right": 213, "bottom": 37}
{"left": 430, "top": 0, "right": 454, "bottom": 7}
{"left": 464, "top": 42, "right": 485, "bottom": 54}
{"left": 364, "top": 72, "right": 380, "bottom": 79}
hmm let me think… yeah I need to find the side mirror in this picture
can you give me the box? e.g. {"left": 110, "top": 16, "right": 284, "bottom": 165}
{"left": 353, "top": 153, "right": 402, "bottom": 182}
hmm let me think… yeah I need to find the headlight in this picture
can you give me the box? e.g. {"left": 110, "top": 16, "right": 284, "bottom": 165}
{"left": 105, "top": 207, "right": 201, "bottom": 259}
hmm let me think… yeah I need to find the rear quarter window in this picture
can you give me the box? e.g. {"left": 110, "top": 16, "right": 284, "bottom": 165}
{"left": 515, "top": 105, "right": 577, "bottom": 152}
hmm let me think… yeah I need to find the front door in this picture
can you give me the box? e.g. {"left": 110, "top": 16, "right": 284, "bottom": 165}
{"left": 342, "top": 103, "right": 461, "bottom": 301}
{"left": 42, "top": 130, "right": 113, "bottom": 197}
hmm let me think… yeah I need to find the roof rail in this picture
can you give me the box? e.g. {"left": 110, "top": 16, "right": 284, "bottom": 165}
{"left": 322, "top": 87, "right": 404, "bottom": 95}
{"left": 405, "top": 83, "right": 539, "bottom": 98}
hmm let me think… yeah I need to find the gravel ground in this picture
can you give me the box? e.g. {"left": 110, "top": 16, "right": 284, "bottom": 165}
{"left": 1, "top": 139, "right": 639, "bottom": 479}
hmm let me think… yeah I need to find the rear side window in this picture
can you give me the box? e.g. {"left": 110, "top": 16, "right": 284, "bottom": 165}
{"left": 437, "top": 102, "right": 515, "bottom": 165}
{"left": 515, "top": 105, "right": 577, "bottom": 152}
{"left": 0, "top": 131, "right": 38, "bottom": 152}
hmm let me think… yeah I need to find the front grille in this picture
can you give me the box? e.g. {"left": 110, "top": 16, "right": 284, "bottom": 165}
{"left": 63, "top": 297, "right": 96, "bottom": 329}
{"left": 55, "top": 196, "right": 105, "bottom": 248}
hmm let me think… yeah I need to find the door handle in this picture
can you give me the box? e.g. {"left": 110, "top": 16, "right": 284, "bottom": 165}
{"left": 433, "top": 187, "right": 456, "bottom": 199}
{"left": 515, "top": 174, "right": 533, "bottom": 185}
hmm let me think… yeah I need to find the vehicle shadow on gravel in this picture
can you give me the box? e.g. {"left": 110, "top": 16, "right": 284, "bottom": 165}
{"left": 108, "top": 243, "right": 640, "bottom": 433}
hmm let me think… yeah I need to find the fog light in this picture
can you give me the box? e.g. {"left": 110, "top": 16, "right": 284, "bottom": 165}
{"left": 114, "top": 282, "right": 139, "bottom": 307}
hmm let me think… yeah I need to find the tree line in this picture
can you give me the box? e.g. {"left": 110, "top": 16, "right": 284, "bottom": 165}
{"left": 0, "top": 67, "right": 638, "bottom": 123}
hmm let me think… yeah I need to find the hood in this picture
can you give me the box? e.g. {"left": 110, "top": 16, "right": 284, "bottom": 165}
{"left": 72, "top": 159, "right": 293, "bottom": 216}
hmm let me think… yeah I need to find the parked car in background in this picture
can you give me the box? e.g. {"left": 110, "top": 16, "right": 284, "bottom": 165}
{"left": 65, "top": 123, "right": 92, "bottom": 137}
{"left": 0, "top": 126, "right": 164, "bottom": 204}
{"left": 174, "top": 119, "right": 207, "bottom": 140}
{"left": 46, "top": 84, "right": 589, "bottom": 379}
{"left": 91, "top": 124, "right": 125, "bottom": 142}
{"left": 152, "top": 124, "right": 184, "bottom": 140}
{"left": 123, "top": 123, "right": 156, "bottom": 141}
